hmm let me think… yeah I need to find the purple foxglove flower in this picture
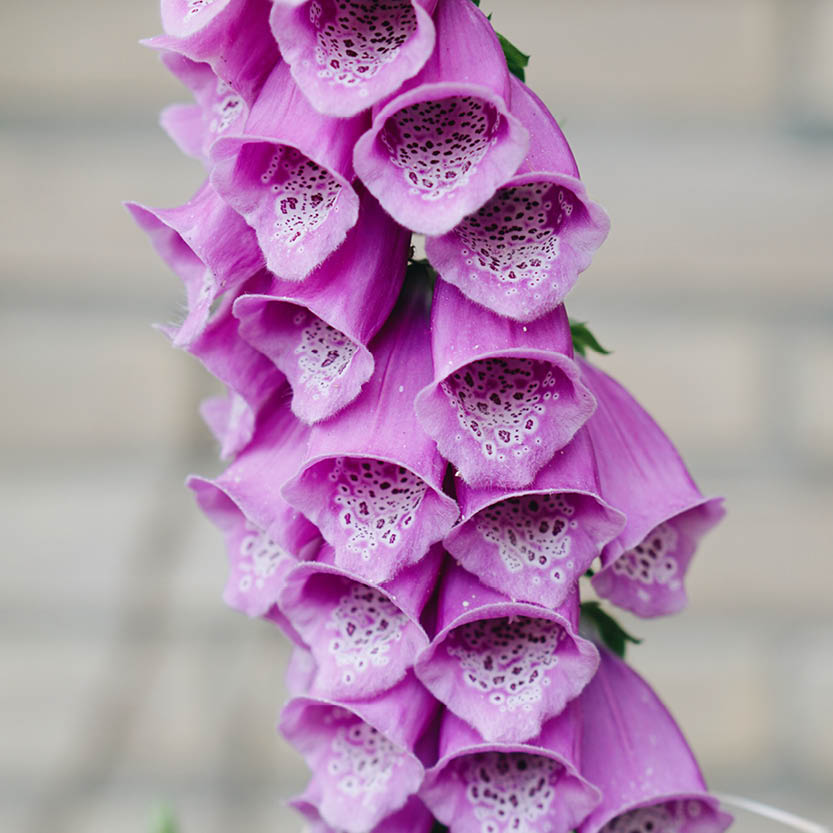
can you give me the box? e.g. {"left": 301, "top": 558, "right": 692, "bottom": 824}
{"left": 279, "top": 543, "right": 442, "bottom": 700}
{"left": 282, "top": 289, "right": 459, "bottom": 584}
{"left": 425, "top": 76, "right": 610, "bottom": 322}
{"left": 420, "top": 705, "right": 601, "bottom": 833}
{"left": 159, "top": 53, "right": 250, "bottom": 163}
{"left": 580, "top": 360, "right": 726, "bottom": 618}
{"left": 414, "top": 280, "right": 596, "bottom": 488}
{"left": 269, "top": 0, "right": 439, "bottom": 118}
{"left": 210, "top": 61, "right": 367, "bottom": 281}
{"left": 414, "top": 560, "right": 599, "bottom": 744}
{"left": 578, "top": 649, "right": 733, "bottom": 833}
{"left": 150, "top": 0, "right": 278, "bottom": 106}
{"left": 290, "top": 793, "right": 434, "bottom": 833}
{"left": 443, "top": 427, "right": 625, "bottom": 609}
{"left": 352, "top": 0, "right": 529, "bottom": 235}
{"left": 233, "top": 185, "right": 410, "bottom": 424}
{"left": 280, "top": 672, "right": 438, "bottom": 833}
{"left": 170, "top": 273, "right": 284, "bottom": 457}
{"left": 187, "top": 396, "right": 320, "bottom": 628}
{"left": 126, "top": 181, "right": 263, "bottom": 348}
{"left": 199, "top": 390, "right": 257, "bottom": 460}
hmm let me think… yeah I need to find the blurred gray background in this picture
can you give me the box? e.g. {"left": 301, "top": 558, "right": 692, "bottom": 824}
{"left": 1, "top": 1, "right": 832, "bottom": 831}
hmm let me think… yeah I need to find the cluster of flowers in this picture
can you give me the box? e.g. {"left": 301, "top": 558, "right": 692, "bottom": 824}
{"left": 130, "top": 0, "right": 734, "bottom": 831}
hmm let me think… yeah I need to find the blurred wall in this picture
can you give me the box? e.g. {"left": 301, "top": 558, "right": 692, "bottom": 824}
{"left": 1, "top": 1, "right": 832, "bottom": 831}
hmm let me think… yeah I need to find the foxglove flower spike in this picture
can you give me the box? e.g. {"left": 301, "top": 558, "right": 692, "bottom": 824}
{"left": 353, "top": 0, "right": 529, "bottom": 235}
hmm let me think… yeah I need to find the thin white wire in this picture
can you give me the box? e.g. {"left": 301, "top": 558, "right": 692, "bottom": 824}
{"left": 715, "top": 793, "right": 831, "bottom": 833}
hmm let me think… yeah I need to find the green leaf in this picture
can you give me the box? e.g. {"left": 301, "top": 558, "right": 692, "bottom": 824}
{"left": 580, "top": 601, "right": 642, "bottom": 658}
{"left": 497, "top": 33, "right": 530, "bottom": 82}
{"left": 431, "top": 824, "right": 450, "bottom": 833}
{"left": 570, "top": 320, "right": 611, "bottom": 358}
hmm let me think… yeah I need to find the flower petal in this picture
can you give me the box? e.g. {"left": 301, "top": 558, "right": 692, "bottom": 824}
{"left": 420, "top": 706, "right": 601, "bottom": 833}
{"left": 415, "top": 561, "right": 599, "bottom": 743}
{"left": 270, "top": 0, "right": 438, "bottom": 118}
{"left": 279, "top": 543, "right": 441, "bottom": 700}
{"left": 415, "top": 281, "right": 596, "bottom": 488}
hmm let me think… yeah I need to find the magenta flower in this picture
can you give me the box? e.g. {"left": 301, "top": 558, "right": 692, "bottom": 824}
{"left": 280, "top": 672, "right": 438, "bottom": 833}
{"left": 270, "top": 0, "right": 439, "bottom": 118}
{"left": 353, "top": 0, "right": 529, "bottom": 235}
{"left": 233, "top": 185, "right": 410, "bottom": 424}
{"left": 414, "top": 560, "right": 599, "bottom": 744}
{"left": 126, "top": 181, "right": 263, "bottom": 348}
{"left": 282, "top": 289, "right": 459, "bottom": 584}
{"left": 580, "top": 360, "right": 726, "bottom": 617}
{"left": 425, "top": 76, "right": 610, "bottom": 321}
{"left": 578, "top": 648, "right": 732, "bottom": 833}
{"left": 279, "top": 543, "right": 442, "bottom": 700}
{"left": 420, "top": 706, "right": 601, "bottom": 833}
{"left": 150, "top": 0, "right": 278, "bottom": 105}
{"left": 210, "top": 61, "right": 367, "bottom": 281}
{"left": 415, "top": 281, "right": 596, "bottom": 488}
{"left": 443, "top": 427, "right": 625, "bottom": 609}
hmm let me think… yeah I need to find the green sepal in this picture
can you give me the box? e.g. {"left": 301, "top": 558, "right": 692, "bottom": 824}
{"left": 570, "top": 320, "right": 611, "bottom": 358}
{"left": 497, "top": 33, "right": 530, "bottom": 82}
{"left": 580, "top": 601, "right": 642, "bottom": 658}
{"left": 149, "top": 805, "right": 179, "bottom": 833}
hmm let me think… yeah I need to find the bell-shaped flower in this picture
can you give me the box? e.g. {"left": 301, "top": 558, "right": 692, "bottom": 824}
{"left": 279, "top": 543, "right": 442, "bottom": 701}
{"left": 290, "top": 792, "right": 434, "bottom": 833}
{"left": 580, "top": 360, "right": 726, "bottom": 617}
{"left": 270, "top": 0, "right": 439, "bottom": 118}
{"left": 173, "top": 272, "right": 284, "bottom": 458}
{"left": 415, "top": 281, "right": 596, "bottom": 488}
{"left": 187, "top": 395, "right": 320, "bottom": 634}
{"left": 443, "top": 427, "right": 624, "bottom": 608}
{"left": 425, "top": 76, "right": 609, "bottom": 321}
{"left": 420, "top": 706, "right": 601, "bottom": 833}
{"left": 150, "top": 0, "right": 278, "bottom": 107}
{"left": 233, "top": 185, "right": 410, "bottom": 424}
{"left": 210, "top": 61, "right": 367, "bottom": 281}
{"left": 280, "top": 672, "right": 439, "bottom": 833}
{"left": 158, "top": 53, "right": 251, "bottom": 163}
{"left": 282, "top": 287, "right": 459, "bottom": 584}
{"left": 353, "top": 0, "right": 529, "bottom": 235}
{"left": 415, "top": 560, "right": 599, "bottom": 744}
{"left": 578, "top": 648, "right": 733, "bottom": 833}
{"left": 126, "top": 181, "right": 263, "bottom": 348}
